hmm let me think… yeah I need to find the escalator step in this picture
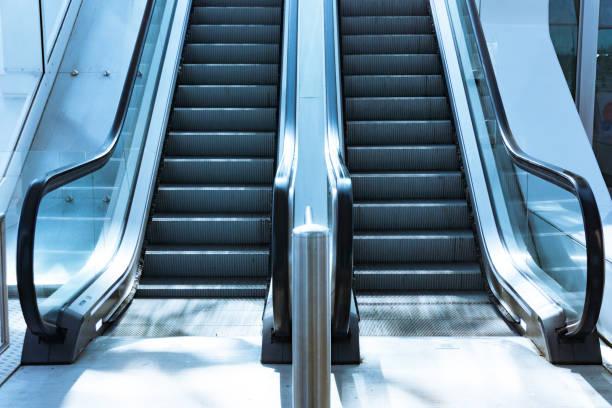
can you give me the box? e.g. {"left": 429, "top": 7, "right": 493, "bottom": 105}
{"left": 182, "top": 43, "right": 280, "bottom": 64}
{"left": 193, "top": 0, "right": 282, "bottom": 6}
{"left": 346, "top": 120, "right": 455, "bottom": 145}
{"left": 155, "top": 185, "right": 272, "bottom": 213}
{"left": 341, "top": 16, "right": 433, "bottom": 35}
{"left": 354, "top": 200, "right": 470, "bottom": 230}
{"left": 343, "top": 75, "right": 445, "bottom": 97}
{"left": 345, "top": 97, "right": 450, "bottom": 121}
{"left": 343, "top": 54, "right": 442, "bottom": 75}
{"left": 192, "top": 7, "right": 281, "bottom": 25}
{"left": 347, "top": 145, "right": 459, "bottom": 171}
{"left": 354, "top": 263, "right": 483, "bottom": 290}
{"left": 342, "top": 34, "right": 437, "bottom": 55}
{"left": 178, "top": 64, "right": 279, "bottom": 85}
{"left": 169, "top": 107, "right": 277, "bottom": 131}
{"left": 354, "top": 230, "right": 477, "bottom": 263}
{"left": 351, "top": 171, "right": 465, "bottom": 200}
{"left": 136, "top": 277, "right": 268, "bottom": 298}
{"left": 144, "top": 245, "right": 269, "bottom": 277}
{"left": 339, "top": 0, "right": 429, "bottom": 17}
{"left": 165, "top": 131, "right": 275, "bottom": 156}
{"left": 148, "top": 214, "right": 271, "bottom": 245}
{"left": 188, "top": 24, "right": 281, "bottom": 44}
{"left": 160, "top": 157, "right": 274, "bottom": 184}
{"left": 174, "top": 85, "right": 278, "bottom": 108}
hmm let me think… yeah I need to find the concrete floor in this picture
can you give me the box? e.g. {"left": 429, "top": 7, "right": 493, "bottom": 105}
{"left": 0, "top": 335, "right": 610, "bottom": 407}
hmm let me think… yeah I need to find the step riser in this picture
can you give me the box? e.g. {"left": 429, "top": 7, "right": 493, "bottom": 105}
{"left": 165, "top": 132, "right": 274, "bottom": 156}
{"left": 144, "top": 251, "right": 269, "bottom": 277}
{"left": 182, "top": 44, "right": 280, "bottom": 64}
{"left": 354, "top": 236, "right": 477, "bottom": 263}
{"left": 346, "top": 121, "right": 454, "bottom": 145}
{"left": 174, "top": 85, "right": 278, "bottom": 108}
{"left": 354, "top": 204, "right": 470, "bottom": 230}
{"left": 160, "top": 158, "right": 274, "bottom": 184}
{"left": 341, "top": 16, "right": 433, "bottom": 35}
{"left": 345, "top": 98, "right": 450, "bottom": 121}
{"left": 170, "top": 108, "right": 277, "bottom": 131}
{"left": 178, "top": 64, "right": 279, "bottom": 85}
{"left": 354, "top": 273, "right": 484, "bottom": 291}
{"left": 340, "top": 0, "right": 429, "bottom": 17}
{"left": 348, "top": 146, "right": 459, "bottom": 171}
{"left": 155, "top": 187, "right": 272, "bottom": 213}
{"left": 193, "top": 0, "right": 281, "bottom": 7}
{"left": 148, "top": 219, "right": 271, "bottom": 245}
{"left": 344, "top": 55, "right": 442, "bottom": 75}
{"left": 136, "top": 287, "right": 267, "bottom": 298}
{"left": 188, "top": 25, "right": 281, "bottom": 44}
{"left": 352, "top": 174, "right": 465, "bottom": 200}
{"left": 343, "top": 35, "right": 437, "bottom": 55}
{"left": 191, "top": 7, "right": 281, "bottom": 25}
{"left": 344, "top": 75, "right": 445, "bottom": 97}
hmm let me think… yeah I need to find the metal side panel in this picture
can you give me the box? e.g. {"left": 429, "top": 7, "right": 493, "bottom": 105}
{"left": 20, "top": 0, "right": 193, "bottom": 364}
{"left": 429, "top": 0, "right": 601, "bottom": 363}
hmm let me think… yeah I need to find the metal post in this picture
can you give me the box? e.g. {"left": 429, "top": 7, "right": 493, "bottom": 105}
{"left": 292, "top": 207, "right": 330, "bottom": 408}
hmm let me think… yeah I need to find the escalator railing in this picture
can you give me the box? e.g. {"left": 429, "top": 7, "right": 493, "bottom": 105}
{"left": 16, "top": 0, "right": 167, "bottom": 343}
{"left": 448, "top": 0, "right": 604, "bottom": 340}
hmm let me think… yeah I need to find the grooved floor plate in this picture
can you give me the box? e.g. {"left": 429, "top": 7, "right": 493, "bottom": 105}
{"left": 357, "top": 293, "right": 515, "bottom": 336}
{"left": 0, "top": 301, "right": 26, "bottom": 386}
{"left": 105, "top": 298, "right": 264, "bottom": 337}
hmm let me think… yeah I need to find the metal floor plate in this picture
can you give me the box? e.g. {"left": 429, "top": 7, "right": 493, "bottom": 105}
{"left": 0, "top": 300, "right": 26, "bottom": 385}
{"left": 357, "top": 292, "right": 516, "bottom": 336}
{"left": 105, "top": 298, "right": 264, "bottom": 337}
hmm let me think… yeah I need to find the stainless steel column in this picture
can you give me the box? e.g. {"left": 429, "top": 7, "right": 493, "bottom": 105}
{"left": 292, "top": 208, "right": 330, "bottom": 408}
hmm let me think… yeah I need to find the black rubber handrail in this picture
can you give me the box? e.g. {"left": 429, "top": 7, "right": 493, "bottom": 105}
{"left": 464, "top": 0, "right": 604, "bottom": 339}
{"left": 326, "top": 0, "right": 353, "bottom": 337}
{"left": 270, "top": 0, "right": 297, "bottom": 337}
{"left": 17, "top": 0, "right": 155, "bottom": 341}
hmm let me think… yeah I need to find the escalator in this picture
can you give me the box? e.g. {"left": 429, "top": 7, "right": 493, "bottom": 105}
{"left": 339, "top": 0, "right": 512, "bottom": 336}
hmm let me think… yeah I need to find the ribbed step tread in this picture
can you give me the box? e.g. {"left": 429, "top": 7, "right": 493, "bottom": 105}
{"left": 354, "top": 263, "right": 483, "bottom": 290}
{"left": 340, "top": 0, "right": 429, "bottom": 17}
{"left": 170, "top": 107, "right": 277, "bottom": 131}
{"left": 174, "top": 85, "right": 278, "bottom": 108}
{"left": 155, "top": 185, "right": 272, "bottom": 213}
{"left": 342, "top": 34, "right": 437, "bottom": 55}
{"left": 193, "top": 0, "right": 281, "bottom": 6}
{"left": 191, "top": 7, "right": 281, "bottom": 25}
{"left": 144, "top": 244, "right": 269, "bottom": 278}
{"left": 351, "top": 171, "right": 465, "bottom": 200}
{"left": 165, "top": 131, "right": 274, "bottom": 156}
{"left": 343, "top": 75, "right": 445, "bottom": 97}
{"left": 137, "top": 277, "right": 268, "bottom": 298}
{"left": 160, "top": 157, "right": 274, "bottom": 184}
{"left": 182, "top": 43, "right": 280, "bottom": 64}
{"left": 347, "top": 145, "right": 459, "bottom": 171}
{"left": 354, "top": 230, "right": 477, "bottom": 263}
{"left": 346, "top": 120, "right": 454, "bottom": 145}
{"left": 345, "top": 97, "right": 449, "bottom": 121}
{"left": 343, "top": 54, "right": 441, "bottom": 75}
{"left": 341, "top": 16, "right": 433, "bottom": 35}
{"left": 178, "top": 64, "right": 279, "bottom": 85}
{"left": 188, "top": 24, "right": 281, "bottom": 44}
{"left": 148, "top": 214, "right": 271, "bottom": 245}
{"left": 354, "top": 200, "right": 470, "bottom": 230}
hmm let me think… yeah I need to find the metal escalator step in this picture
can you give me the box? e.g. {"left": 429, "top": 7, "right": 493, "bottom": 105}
{"left": 174, "top": 85, "right": 278, "bottom": 108}
{"left": 343, "top": 75, "right": 445, "bottom": 97}
{"left": 354, "top": 263, "right": 483, "bottom": 290}
{"left": 339, "top": 0, "right": 429, "bottom": 17}
{"left": 354, "top": 200, "right": 470, "bottom": 230}
{"left": 188, "top": 24, "right": 281, "bottom": 44}
{"left": 351, "top": 171, "right": 464, "bottom": 200}
{"left": 342, "top": 34, "right": 437, "bottom": 55}
{"left": 346, "top": 120, "right": 454, "bottom": 145}
{"left": 155, "top": 185, "right": 272, "bottom": 213}
{"left": 192, "top": 7, "right": 281, "bottom": 25}
{"left": 345, "top": 97, "right": 450, "bottom": 121}
{"left": 165, "top": 131, "right": 274, "bottom": 156}
{"left": 178, "top": 64, "right": 279, "bottom": 85}
{"left": 136, "top": 277, "right": 268, "bottom": 298}
{"left": 354, "top": 230, "right": 477, "bottom": 263}
{"left": 182, "top": 43, "right": 280, "bottom": 64}
{"left": 160, "top": 157, "right": 274, "bottom": 184}
{"left": 343, "top": 54, "right": 442, "bottom": 75}
{"left": 341, "top": 16, "right": 433, "bottom": 35}
{"left": 148, "top": 214, "right": 271, "bottom": 245}
{"left": 193, "top": 0, "right": 282, "bottom": 8}
{"left": 144, "top": 245, "right": 269, "bottom": 277}
{"left": 347, "top": 145, "right": 459, "bottom": 171}
{"left": 170, "top": 107, "right": 277, "bottom": 131}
